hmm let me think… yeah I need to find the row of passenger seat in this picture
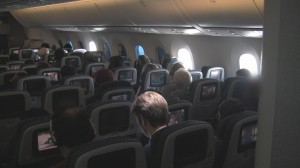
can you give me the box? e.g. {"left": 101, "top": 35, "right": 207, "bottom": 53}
{"left": 0, "top": 71, "right": 258, "bottom": 168}
{"left": 0, "top": 65, "right": 258, "bottom": 120}
{"left": 5, "top": 115, "right": 257, "bottom": 168}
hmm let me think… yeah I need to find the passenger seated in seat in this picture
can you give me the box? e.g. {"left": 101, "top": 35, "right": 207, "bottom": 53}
{"left": 216, "top": 98, "right": 245, "bottom": 141}
{"left": 93, "top": 69, "right": 114, "bottom": 87}
{"left": 136, "top": 63, "right": 158, "bottom": 96}
{"left": 41, "top": 43, "right": 50, "bottom": 48}
{"left": 217, "top": 98, "right": 245, "bottom": 121}
{"left": 167, "top": 68, "right": 192, "bottom": 102}
{"left": 135, "top": 55, "right": 150, "bottom": 83}
{"left": 61, "top": 65, "right": 77, "bottom": 78}
{"left": 50, "top": 106, "right": 96, "bottom": 168}
{"left": 108, "top": 56, "right": 124, "bottom": 72}
{"left": 131, "top": 91, "right": 168, "bottom": 168}
{"left": 161, "top": 62, "right": 184, "bottom": 98}
{"left": 236, "top": 68, "right": 251, "bottom": 77}
{"left": 37, "top": 47, "right": 51, "bottom": 69}
{"left": 82, "top": 52, "right": 100, "bottom": 69}
{"left": 9, "top": 53, "right": 19, "bottom": 61}
{"left": 63, "top": 43, "right": 73, "bottom": 53}
{"left": 52, "top": 48, "right": 65, "bottom": 67}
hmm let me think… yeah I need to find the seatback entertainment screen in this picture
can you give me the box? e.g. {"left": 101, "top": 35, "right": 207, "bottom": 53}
{"left": 150, "top": 72, "right": 166, "bottom": 87}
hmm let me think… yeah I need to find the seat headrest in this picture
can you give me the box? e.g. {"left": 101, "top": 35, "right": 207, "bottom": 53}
{"left": 66, "top": 137, "right": 146, "bottom": 168}
{"left": 150, "top": 120, "right": 213, "bottom": 168}
{"left": 41, "top": 85, "right": 85, "bottom": 114}
{"left": 63, "top": 75, "right": 94, "bottom": 98}
{"left": 0, "top": 90, "right": 32, "bottom": 119}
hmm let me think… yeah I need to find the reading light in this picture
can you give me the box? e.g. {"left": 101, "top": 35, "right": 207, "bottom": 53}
{"left": 245, "top": 31, "right": 263, "bottom": 38}
{"left": 184, "top": 29, "right": 200, "bottom": 35}
{"left": 93, "top": 27, "right": 106, "bottom": 31}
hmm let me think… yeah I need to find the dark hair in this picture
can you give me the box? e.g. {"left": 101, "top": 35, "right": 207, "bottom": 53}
{"left": 132, "top": 91, "right": 168, "bottom": 128}
{"left": 218, "top": 99, "right": 245, "bottom": 120}
{"left": 236, "top": 68, "right": 251, "bottom": 77}
{"left": 169, "top": 62, "right": 184, "bottom": 76}
{"left": 140, "top": 63, "right": 158, "bottom": 83}
{"left": 61, "top": 65, "right": 77, "bottom": 78}
{"left": 94, "top": 69, "right": 114, "bottom": 86}
{"left": 83, "top": 52, "right": 98, "bottom": 63}
{"left": 52, "top": 44, "right": 57, "bottom": 51}
{"left": 52, "top": 107, "right": 95, "bottom": 148}
{"left": 54, "top": 48, "right": 65, "bottom": 61}
{"left": 108, "top": 56, "right": 123, "bottom": 70}
{"left": 9, "top": 53, "right": 19, "bottom": 60}
{"left": 64, "top": 43, "right": 73, "bottom": 50}
{"left": 138, "top": 55, "right": 150, "bottom": 65}
{"left": 63, "top": 44, "right": 73, "bottom": 54}
{"left": 41, "top": 43, "right": 50, "bottom": 48}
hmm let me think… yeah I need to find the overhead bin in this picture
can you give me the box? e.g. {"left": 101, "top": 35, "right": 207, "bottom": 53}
{"left": 11, "top": 0, "right": 264, "bottom": 29}
{"left": 12, "top": 0, "right": 131, "bottom": 28}
{"left": 115, "top": 0, "right": 187, "bottom": 27}
{"left": 175, "top": 0, "right": 264, "bottom": 28}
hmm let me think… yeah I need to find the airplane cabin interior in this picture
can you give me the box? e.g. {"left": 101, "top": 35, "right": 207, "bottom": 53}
{"left": 0, "top": 0, "right": 299, "bottom": 168}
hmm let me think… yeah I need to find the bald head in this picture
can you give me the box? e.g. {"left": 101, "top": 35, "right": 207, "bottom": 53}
{"left": 173, "top": 68, "right": 192, "bottom": 90}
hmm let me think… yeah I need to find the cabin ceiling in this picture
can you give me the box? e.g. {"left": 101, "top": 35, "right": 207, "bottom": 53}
{"left": 3, "top": 0, "right": 264, "bottom": 37}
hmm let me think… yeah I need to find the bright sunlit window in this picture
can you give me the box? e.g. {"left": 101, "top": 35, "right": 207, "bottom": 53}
{"left": 89, "top": 41, "right": 97, "bottom": 51}
{"left": 135, "top": 45, "right": 145, "bottom": 57}
{"left": 239, "top": 54, "right": 259, "bottom": 76}
{"left": 177, "top": 48, "right": 194, "bottom": 70}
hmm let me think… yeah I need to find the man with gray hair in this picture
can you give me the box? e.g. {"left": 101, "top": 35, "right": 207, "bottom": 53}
{"left": 161, "top": 62, "right": 185, "bottom": 98}
{"left": 167, "top": 68, "right": 192, "bottom": 101}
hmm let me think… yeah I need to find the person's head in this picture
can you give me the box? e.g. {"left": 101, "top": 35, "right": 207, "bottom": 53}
{"left": 51, "top": 107, "right": 95, "bottom": 157}
{"left": 162, "top": 53, "right": 172, "bottom": 68}
{"left": 140, "top": 63, "right": 158, "bottom": 83}
{"left": 132, "top": 91, "right": 168, "bottom": 137}
{"left": 64, "top": 43, "right": 73, "bottom": 53}
{"left": 108, "top": 56, "right": 123, "bottom": 70}
{"left": 236, "top": 68, "right": 251, "bottom": 77}
{"left": 38, "top": 47, "right": 49, "bottom": 62}
{"left": 138, "top": 55, "right": 150, "bottom": 65}
{"left": 83, "top": 52, "right": 99, "bottom": 64}
{"left": 93, "top": 69, "right": 114, "bottom": 86}
{"left": 52, "top": 44, "right": 58, "bottom": 51}
{"left": 173, "top": 68, "right": 192, "bottom": 90}
{"left": 169, "top": 62, "right": 185, "bottom": 79}
{"left": 61, "top": 65, "right": 77, "bottom": 78}
{"left": 218, "top": 99, "right": 245, "bottom": 120}
{"left": 41, "top": 43, "right": 50, "bottom": 48}
{"left": 54, "top": 48, "right": 65, "bottom": 61}
{"left": 9, "top": 53, "right": 19, "bottom": 61}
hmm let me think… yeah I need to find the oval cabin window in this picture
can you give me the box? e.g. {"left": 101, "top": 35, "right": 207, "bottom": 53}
{"left": 118, "top": 44, "right": 127, "bottom": 56}
{"left": 89, "top": 41, "right": 97, "bottom": 52}
{"left": 177, "top": 48, "right": 194, "bottom": 70}
{"left": 135, "top": 45, "right": 145, "bottom": 57}
{"left": 103, "top": 43, "right": 112, "bottom": 60}
{"left": 239, "top": 54, "right": 259, "bottom": 76}
{"left": 156, "top": 47, "right": 165, "bottom": 64}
